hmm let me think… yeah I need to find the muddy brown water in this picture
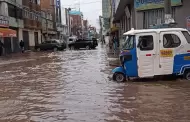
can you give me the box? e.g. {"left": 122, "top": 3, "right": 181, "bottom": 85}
{"left": 0, "top": 46, "right": 190, "bottom": 122}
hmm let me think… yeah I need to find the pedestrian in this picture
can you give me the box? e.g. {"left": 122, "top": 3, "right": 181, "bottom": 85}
{"left": 19, "top": 40, "right": 25, "bottom": 53}
{"left": 113, "top": 35, "right": 118, "bottom": 52}
{"left": 0, "top": 40, "right": 4, "bottom": 56}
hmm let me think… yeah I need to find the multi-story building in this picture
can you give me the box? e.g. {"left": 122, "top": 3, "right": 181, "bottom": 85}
{"left": 114, "top": 0, "right": 190, "bottom": 32}
{"left": 41, "top": 0, "right": 57, "bottom": 41}
{"left": 102, "top": 0, "right": 111, "bottom": 34}
{"left": 0, "top": 0, "right": 22, "bottom": 54}
{"left": 69, "top": 10, "right": 83, "bottom": 38}
{"left": 60, "top": 7, "right": 70, "bottom": 40}
{"left": 82, "top": 19, "right": 88, "bottom": 38}
{"left": 22, "top": 0, "right": 42, "bottom": 50}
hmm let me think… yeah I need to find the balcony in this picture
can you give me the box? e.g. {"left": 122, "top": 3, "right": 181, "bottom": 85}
{"left": 36, "top": 21, "right": 42, "bottom": 30}
{"left": 22, "top": 0, "right": 41, "bottom": 11}
{"left": 23, "top": 18, "right": 30, "bottom": 28}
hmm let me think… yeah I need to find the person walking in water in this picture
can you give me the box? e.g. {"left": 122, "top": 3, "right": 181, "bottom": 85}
{"left": 19, "top": 40, "right": 25, "bottom": 53}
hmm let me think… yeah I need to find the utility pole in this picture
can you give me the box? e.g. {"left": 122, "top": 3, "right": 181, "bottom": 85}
{"left": 164, "top": 0, "right": 175, "bottom": 24}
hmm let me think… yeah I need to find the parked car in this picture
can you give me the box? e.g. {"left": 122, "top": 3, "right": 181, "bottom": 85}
{"left": 68, "top": 38, "right": 98, "bottom": 50}
{"left": 55, "top": 39, "right": 67, "bottom": 49}
{"left": 35, "top": 40, "right": 66, "bottom": 51}
{"left": 92, "top": 38, "right": 98, "bottom": 48}
{"left": 68, "top": 36, "right": 77, "bottom": 45}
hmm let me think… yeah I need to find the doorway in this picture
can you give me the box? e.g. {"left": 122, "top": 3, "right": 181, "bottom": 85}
{"left": 23, "top": 31, "right": 29, "bottom": 50}
{"left": 34, "top": 32, "right": 39, "bottom": 46}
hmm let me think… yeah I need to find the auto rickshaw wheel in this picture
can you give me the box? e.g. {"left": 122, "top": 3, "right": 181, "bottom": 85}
{"left": 184, "top": 70, "right": 190, "bottom": 80}
{"left": 113, "top": 73, "right": 126, "bottom": 82}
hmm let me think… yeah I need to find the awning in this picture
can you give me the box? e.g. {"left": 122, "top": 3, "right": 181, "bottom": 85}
{"left": 0, "top": 28, "right": 17, "bottom": 37}
{"left": 111, "top": 26, "right": 119, "bottom": 33}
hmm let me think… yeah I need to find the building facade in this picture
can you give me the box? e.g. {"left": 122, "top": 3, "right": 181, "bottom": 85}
{"left": 0, "top": 0, "right": 22, "bottom": 54}
{"left": 22, "top": 0, "right": 42, "bottom": 50}
{"left": 114, "top": 0, "right": 190, "bottom": 31}
{"left": 69, "top": 11, "right": 83, "bottom": 38}
{"left": 135, "top": 0, "right": 190, "bottom": 30}
{"left": 41, "top": 0, "right": 57, "bottom": 41}
{"left": 102, "top": 0, "right": 111, "bottom": 34}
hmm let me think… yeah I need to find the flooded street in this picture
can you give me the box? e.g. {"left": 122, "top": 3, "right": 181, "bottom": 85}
{"left": 0, "top": 45, "right": 190, "bottom": 122}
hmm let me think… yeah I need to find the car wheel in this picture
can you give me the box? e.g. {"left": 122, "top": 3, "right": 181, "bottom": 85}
{"left": 86, "top": 45, "right": 90, "bottom": 50}
{"left": 184, "top": 70, "right": 190, "bottom": 80}
{"left": 113, "top": 73, "right": 126, "bottom": 82}
{"left": 37, "top": 47, "right": 40, "bottom": 52}
{"left": 53, "top": 47, "right": 58, "bottom": 52}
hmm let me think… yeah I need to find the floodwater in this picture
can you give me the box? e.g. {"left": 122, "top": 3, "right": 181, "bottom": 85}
{"left": 0, "top": 45, "right": 190, "bottom": 122}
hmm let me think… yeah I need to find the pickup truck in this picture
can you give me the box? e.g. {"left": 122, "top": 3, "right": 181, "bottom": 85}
{"left": 68, "top": 38, "right": 98, "bottom": 50}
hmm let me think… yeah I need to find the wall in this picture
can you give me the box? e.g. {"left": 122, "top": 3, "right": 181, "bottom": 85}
{"left": 0, "top": 2, "right": 8, "bottom": 16}
{"left": 175, "top": 0, "right": 190, "bottom": 29}
{"left": 102, "top": 0, "right": 111, "bottom": 18}
{"left": 9, "top": 17, "right": 24, "bottom": 28}
{"left": 70, "top": 15, "right": 82, "bottom": 27}
{"left": 23, "top": 29, "right": 41, "bottom": 47}
{"left": 18, "top": 28, "right": 23, "bottom": 41}
{"left": 135, "top": 0, "right": 190, "bottom": 29}
{"left": 60, "top": 7, "right": 66, "bottom": 25}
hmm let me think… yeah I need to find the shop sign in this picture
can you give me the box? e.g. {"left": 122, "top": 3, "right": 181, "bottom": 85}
{"left": 0, "top": 15, "right": 9, "bottom": 27}
{"left": 186, "top": 16, "right": 190, "bottom": 31}
{"left": 56, "top": 0, "right": 60, "bottom": 8}
{"left": 135, "top": 0, "right": 182, "bottom": 11}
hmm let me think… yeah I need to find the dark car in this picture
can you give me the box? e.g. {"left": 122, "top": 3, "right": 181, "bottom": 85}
{"left": 35, "top": 40, "right": 66, "bottom": 51}
{"left": 92, "top": 38, "right": 98, "bottom": 47}
{"left": 68, "top": 38, "right": 98, "bottom": 50}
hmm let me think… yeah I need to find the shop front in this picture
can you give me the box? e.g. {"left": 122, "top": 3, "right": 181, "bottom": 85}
{"left": 0, "top": 28, "right": 17, "bottom": 55}
{"left": 135, "top": 0, "right": 190, "bottom": 29}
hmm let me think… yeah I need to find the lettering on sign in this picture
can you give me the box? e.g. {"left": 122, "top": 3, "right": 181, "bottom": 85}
{"left": 184, "top": 56, "right": 190, "bottom": 60}
{"left": 160, "top": 50, "right": 173, "bottom": 57}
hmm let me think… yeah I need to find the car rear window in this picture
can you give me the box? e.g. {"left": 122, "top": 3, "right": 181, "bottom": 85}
{"left": 182, "top": 31, "right": 190, "bottom": 43}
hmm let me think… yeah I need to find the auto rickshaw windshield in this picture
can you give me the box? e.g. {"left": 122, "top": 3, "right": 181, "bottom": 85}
{"left": 122, "top": 35, "right": 135, "bottom": 50}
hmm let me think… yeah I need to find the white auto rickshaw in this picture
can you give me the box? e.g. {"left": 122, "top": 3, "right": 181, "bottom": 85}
{"left": 112, "top": 28, "right": 190, "bottom": 82}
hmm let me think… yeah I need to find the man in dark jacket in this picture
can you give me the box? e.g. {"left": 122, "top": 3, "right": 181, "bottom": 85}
{"left": 19, "top": 40, "right": 25, "bottom": 53}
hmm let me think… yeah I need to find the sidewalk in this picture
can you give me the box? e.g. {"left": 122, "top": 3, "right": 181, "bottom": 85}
{"left": 106, "top": 46, "right": 121, "bottom": 67}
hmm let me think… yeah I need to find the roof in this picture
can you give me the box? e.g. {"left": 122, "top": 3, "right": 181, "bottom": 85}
{"left": 123, "top": 28, "right": 188, "bottom": 35}
{"left": 69, "top": 10, "right": 83, "bottom": 16}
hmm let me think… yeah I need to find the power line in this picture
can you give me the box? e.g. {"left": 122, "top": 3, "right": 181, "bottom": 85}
{"left": 63, "top": 1, "right": 101, "bottom": 7}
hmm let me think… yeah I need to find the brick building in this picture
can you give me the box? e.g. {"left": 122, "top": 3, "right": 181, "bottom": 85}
{"left": 69, "top": 11, "right": 83, "bottom": 38}
{"left": 22, "top": 0, "right": 42, "bottom": 50}
{"left": 41, "top": 0, "right": 57, "bottom": 41}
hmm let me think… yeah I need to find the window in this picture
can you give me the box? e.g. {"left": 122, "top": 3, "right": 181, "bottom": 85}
{"left": 182, "top": 31, "right": 190, "bottom": 44}
{"left": 163, "top": 34, "right": 181, "bottom": 48}
{"left": 8, "top": 4, "right": 16, "bottom": 18}
{"left": 122, "top": 35, "right": 134, "bottom": 50}
{"left": 143, "top": 8, "right": 175, "bottom": 29}
{"left": 138, "top": 35, "right": 154, "bottom": 51}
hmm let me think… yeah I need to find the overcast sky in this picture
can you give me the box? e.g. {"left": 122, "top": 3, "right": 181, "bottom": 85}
{"left": 61, "top": 0, "right": 102, "bottom": 30}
